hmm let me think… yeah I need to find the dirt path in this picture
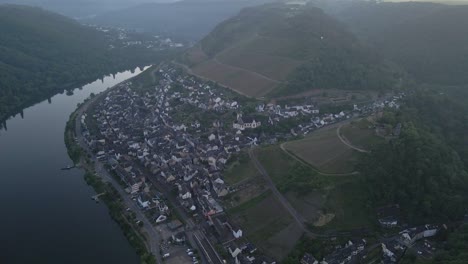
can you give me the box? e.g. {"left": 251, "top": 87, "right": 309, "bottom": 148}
{"left": 336, "top": 124, "right": 370, "bottom": 153}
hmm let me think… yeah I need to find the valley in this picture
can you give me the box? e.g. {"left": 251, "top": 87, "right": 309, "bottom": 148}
{"left": 1, "top": 1, "right": 468, "bottom": 264}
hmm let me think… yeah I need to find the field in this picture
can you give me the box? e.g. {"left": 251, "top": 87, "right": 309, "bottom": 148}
{"left": 316, "top": 176, "right": 376, "bottom": 232}
{"left": 222, "top": 153, "right": 267, "bottom": 209}
{"left": 191, "top": 59, "right": 277, "bottom": 98}
{"left": 255, "top": 144, "right": 374, "bottom": 232}
{"left": 182, "top": 44, "right": 208, "bottom": 66}
{"left": 228, "top": 190, "right": 302, "bottom": 260}
{"left": 339, "top": 119, "right": 384, "bottom": 150}
{"left": 284, "top": 124, "right": 357, "bottom": 174}
{"left": 254, "top": 145, "right": 330, "bottom": 224}
{"left": 216, "top": 36, "right": 303, "bottom": 81}
{"left": 223, "top": 152, "right": 260, "bottom": 186}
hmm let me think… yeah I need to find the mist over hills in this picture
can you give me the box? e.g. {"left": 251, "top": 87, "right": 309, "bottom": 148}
{"left": 0, "top": 0, "right": 178, "bottom": 18}
{"left": 87, "top": 0, "right": 274, "bottom": 41}
{"left": 324, "top": 1, "right": 468, "bottom": 85}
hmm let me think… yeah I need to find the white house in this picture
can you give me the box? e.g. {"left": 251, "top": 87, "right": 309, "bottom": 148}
{"left": 138, "top": 195, "right": 150, "bottom": 209}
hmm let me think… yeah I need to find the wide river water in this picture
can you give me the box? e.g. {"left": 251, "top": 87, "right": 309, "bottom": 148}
{"left": 0, "top": 67, "right": 149, "bottom": 263}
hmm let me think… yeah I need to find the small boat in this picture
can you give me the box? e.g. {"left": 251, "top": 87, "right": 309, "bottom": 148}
{"left": 60, "top": 165, "right": 75, "bottom": 170}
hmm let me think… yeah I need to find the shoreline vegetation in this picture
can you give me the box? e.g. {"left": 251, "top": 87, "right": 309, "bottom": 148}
{"left": 64, "top": 93, "right": 157, "bottom": 264}
{"left": 0, "top": 65, "right": 144, "bottom": 126}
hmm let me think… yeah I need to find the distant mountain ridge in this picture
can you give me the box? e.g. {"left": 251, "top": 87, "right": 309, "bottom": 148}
{"left": 0, "top": 0, "right": 179, "bottom": 18}
{"left": 183, "top": 3, "right": 399, "bottom": 98}
{"left": 86, "top": 0, "right": 274, "bottom": 41}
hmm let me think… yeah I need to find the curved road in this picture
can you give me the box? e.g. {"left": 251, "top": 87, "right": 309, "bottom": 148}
{"left": 336, "top": 124, "right": 370, "bottom": 153}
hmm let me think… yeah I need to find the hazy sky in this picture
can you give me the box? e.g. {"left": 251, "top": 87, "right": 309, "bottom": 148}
{"left": 387, "top": 0, "right": 468, "bottom": 3}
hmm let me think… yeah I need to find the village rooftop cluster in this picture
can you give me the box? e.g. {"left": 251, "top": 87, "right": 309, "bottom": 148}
{"left": 80, "top": 64, "right": 408, "bottom": 264}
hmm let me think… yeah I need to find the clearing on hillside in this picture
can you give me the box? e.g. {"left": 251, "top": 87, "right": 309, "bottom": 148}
{"left": 284, "top": 123, "right": 357, "bottom": 174}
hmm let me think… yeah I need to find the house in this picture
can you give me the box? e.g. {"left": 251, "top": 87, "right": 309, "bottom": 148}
{"left": 322, "top": 240, "right": 366, "bottom": 264}
{"left": 301, "top": 253, "right": 318, "bottom": 264}
{"left": 377, "top": 204, "right": 400, "bottom": 228}
{"left": 138, "top": 194, "right": 151, "bottom": 209}
{"left": 399, "top": 225, "right": 439, "bottom": 245}
{"left": 172, "top": 231, "right": 186, "bottom": 244}
{"left": 179, "top": 185, "right": 192, "bottom": 200}
{"left": 226, "top": 221, "right": 243, "bottom": 239}
{"left": 208, "top": 133, "right": 216, "bottom": 141}
{"left": 381, "top": 238, "right": 406, "bottom": 263}
{"left": 212, "top": 178, "right": 229, "bottom": 197}
{"left": 229, "top": 245, "right": 242, "bottom": 259}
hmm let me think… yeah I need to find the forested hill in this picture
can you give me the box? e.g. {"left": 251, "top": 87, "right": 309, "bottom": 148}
{"left": 195, "top": 3, "right": 400, "bottom": 96}
{"left": 0, "top": 5, "right": 161, "bottom": 122}
{"left": 359, "top": 88, "right": 468, "bottom": 223}
{"left": 332, "top": 1, "right": 468, "bottom": 85}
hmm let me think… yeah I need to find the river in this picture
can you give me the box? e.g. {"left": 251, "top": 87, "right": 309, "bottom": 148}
{"left": 0, "top": 67, "right": 149, "bottom": 263}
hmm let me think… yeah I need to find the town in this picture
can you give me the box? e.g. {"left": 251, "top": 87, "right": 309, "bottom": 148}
{"left": 76, "top": 63, "right": 446, "bottom": 264}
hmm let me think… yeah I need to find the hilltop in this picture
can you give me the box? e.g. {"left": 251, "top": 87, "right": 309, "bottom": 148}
{"left": 183, "top": 3, "right": 399, "bottom": 98}
{"left": 0, "top": 4, "right": 162, "bottom": 122}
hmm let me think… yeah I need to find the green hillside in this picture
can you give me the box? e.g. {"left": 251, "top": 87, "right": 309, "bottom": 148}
{"left": 335, "top": 1, "right": 468, "bottom": 85}
{"left": 0, "top": 4, "right": 161, "bottom": 122}
{"left": 186, "top": 3, "right": 399, "bottom": 98}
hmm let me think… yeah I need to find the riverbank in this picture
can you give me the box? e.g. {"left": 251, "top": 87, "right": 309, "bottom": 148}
{"left": 64, "top": 78, "right": 159, "bottom": 264}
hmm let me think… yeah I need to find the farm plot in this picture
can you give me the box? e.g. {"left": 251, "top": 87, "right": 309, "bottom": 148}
{"left": 284, "top": 124, "right": 357, "bottom": 174}
{"left": 217, "top": 50, "right": 302, "bottom": 81}
{"left": 228, "top": 191, "right": 300, "bottom": 261}
{"left": 339, "top": 119, "right": 383, "bottom": 150}
{"left": 191, "top": 59, "right": 278, "bottom": 98}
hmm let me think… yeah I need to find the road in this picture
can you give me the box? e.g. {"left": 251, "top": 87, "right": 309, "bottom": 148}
{"left": 74, "top": 89, "right": 164, "bottom": 263}
{"left": 248, "top": 148, "right": 309, "bottom": 233}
